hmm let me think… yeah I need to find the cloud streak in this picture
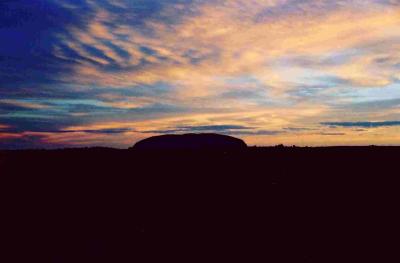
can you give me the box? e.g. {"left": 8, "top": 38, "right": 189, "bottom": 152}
{"left": 322, "top": 121, "right": 400, "bottom": 128}
{"left": 140, "top": 124, "right": 282, "bottom": 135}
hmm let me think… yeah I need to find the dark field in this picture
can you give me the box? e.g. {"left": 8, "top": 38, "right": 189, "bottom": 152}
{"left": 1, "top": 146, "right": 399, "bottom": 262}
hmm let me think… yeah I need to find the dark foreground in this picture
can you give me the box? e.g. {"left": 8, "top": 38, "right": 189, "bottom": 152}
{"left": 1, "top": 146, "right": 399, "bottom": 262}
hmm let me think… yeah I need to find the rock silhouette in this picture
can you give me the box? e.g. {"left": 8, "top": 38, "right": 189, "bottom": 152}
{"left": 132, "top": 133, "right": 247, "bottom": 150}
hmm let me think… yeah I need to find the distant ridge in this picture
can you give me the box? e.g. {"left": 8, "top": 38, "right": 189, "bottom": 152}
{"left": 131, "top": 133, "right": 247, "bottom": 150}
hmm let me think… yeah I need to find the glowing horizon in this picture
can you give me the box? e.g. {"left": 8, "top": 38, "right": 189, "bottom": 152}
{"left": 1, "top": 0, "right": 400, "bottom": 149}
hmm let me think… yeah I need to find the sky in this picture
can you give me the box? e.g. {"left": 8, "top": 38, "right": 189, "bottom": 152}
{"left": 1, "top": 0, "right": 400, "bottom": 149}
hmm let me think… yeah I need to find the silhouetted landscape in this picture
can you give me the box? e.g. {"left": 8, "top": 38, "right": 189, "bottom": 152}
{"left": 1, "top": 133, "right": 399, "bottom": 262}
{"left": 3, "top": 0, "right": 400, "bottom": 261}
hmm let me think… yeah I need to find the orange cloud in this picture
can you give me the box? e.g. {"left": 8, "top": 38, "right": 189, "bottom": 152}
{"left": 0, "top": 99, "right": 50, "bottom": 110}
{"left": 54, "top": 0, "right": 400, "bottom": 97}
{"left": 0, "top": 132, "right": 23, "bottom": 140}
{"left": 39, "top": 0, "right": 400, "bottom": 147}
{"left": 0, "top": 124, "right": 10, "bottom": 130}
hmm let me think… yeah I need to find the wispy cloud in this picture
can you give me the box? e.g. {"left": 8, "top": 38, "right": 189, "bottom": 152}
{"left": 0, "top": 124, "right": 10, "bottom": 131}
{"left": 1, "top": 0, "right": 400, "bottom": 148}
{"left": 55, "top": 0, "right": 400, "bottom": 93}
{"left": 318, "top": 132, "right": 346, "bottom": 136}
{"left": 0, "top": 99, "right": 51, "bottom": 110}
{"left": 141, "top": 124, "right": 283, "bottom": 136}
{"left": 322, "top": 121, "right": 400, "bottom": 128}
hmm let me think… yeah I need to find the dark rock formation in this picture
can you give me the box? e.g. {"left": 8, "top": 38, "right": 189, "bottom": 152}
{"left": 132, "top": 133, "right": 247, "bottom": 150}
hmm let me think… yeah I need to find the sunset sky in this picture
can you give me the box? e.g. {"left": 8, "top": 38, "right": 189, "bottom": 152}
{"left": 1, "top": 0, "right": 400, "bottom": 149}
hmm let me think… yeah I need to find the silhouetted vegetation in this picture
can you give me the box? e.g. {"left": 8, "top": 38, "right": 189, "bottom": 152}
{"left": 1, "top": 138, "right": 399, "bottom": 262}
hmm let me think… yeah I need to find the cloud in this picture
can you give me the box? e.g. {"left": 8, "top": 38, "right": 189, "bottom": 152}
{"left": 141, "top": 124, "right": 283, "bottom": 136}
{"left": 0, "top": 128, "right": 142, "bottom": 149}
{"left": 318, "top": 132, "right": 346, "bottom": 136}
{"left": 177, "top": 125, "right": 252, "bottom": 131}
{"left": 2, "top": 0, "right": 400, "bottom": 148}
{"left": 142, "top": 124, "right": 252, "bottom": 134}
{"left": 0, "top": 0, "right": 93, "bottom": 88}
{"left": 4, "top": 128, "right": 135, "bottom": 135}
{"left": 342, "top": 98, "right": 400, "bottom": 111}
{"left": 0, "top": 133, "right": 55, "bottom": 150}
{"left": 0, "top": 124, "right": 10, "bottom": 131}
{"left": 53, "top": 0, "right": 400, "bottom": 94}
{"left": 0, "top": 99, "right": 51, "bottom": 110}
{"left": 321, "top": 121, "right": 400, "bottom": 128}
